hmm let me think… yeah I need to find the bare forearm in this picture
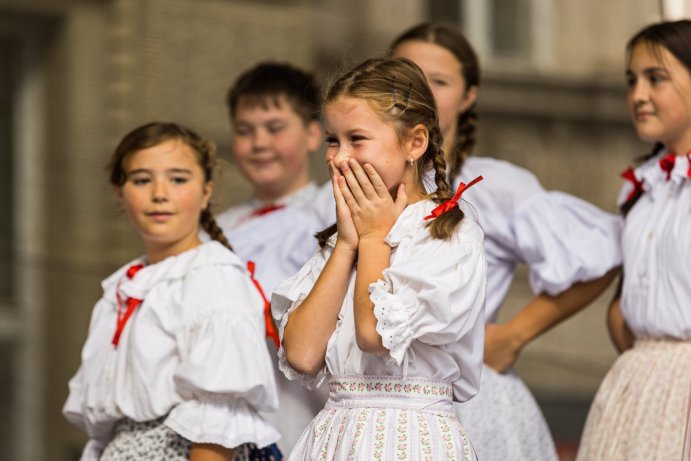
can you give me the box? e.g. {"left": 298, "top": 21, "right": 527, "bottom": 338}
{"left": 190, "top": 443, "right": 233, "bottom": 461}
{"left": 607, "top": 297, "right": 634, "bottom": 353}
{"left": 507, "top": 268, "right": 619, "bottom": 348}
{"left": 353, "top": 237, "right": 390, "bottom": 354}
{"left": 284, "top": 243, "right": 355, "bottom": 373}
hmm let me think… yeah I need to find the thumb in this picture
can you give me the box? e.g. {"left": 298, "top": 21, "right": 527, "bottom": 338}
{"left": 394, "top": 183, "right": 407, "bottom": 214}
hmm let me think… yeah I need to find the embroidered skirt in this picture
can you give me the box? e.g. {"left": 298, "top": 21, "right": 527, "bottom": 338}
{"left": 576, "top": 339, "right": 691, "bottom": 461}
{"left": 99, "top": 417, "right": 272, "bottom": 461}
{"left": 288, "top": 375, "right": 476, "bottom": 461}
{"left": 454, "top": 366, "right": 558, "bottom": 461}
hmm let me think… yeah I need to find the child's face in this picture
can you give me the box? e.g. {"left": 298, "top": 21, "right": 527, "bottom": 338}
{"left": 324, "top": 96, "right": 417, "bottom": 194}
{"left": 392, "top": 40, "right": 476, "bottom": 146}
{"left": 627, "top": 42, "right": 691, "bottom": 152}
{"left": 232, "top": 96, "right": 321, "bottom": 201}
{"left": 117, "top": 139, "right": 211, "bottom": 259}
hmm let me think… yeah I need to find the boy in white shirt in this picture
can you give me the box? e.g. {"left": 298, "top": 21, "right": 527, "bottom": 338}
{"left": 216, "top": 62, "right": 327, "bottom": 454}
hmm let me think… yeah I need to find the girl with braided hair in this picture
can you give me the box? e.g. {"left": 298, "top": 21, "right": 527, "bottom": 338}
{"left": 272, "top": 57, "right": 487, "bottom": 460}
{"left": 63, "top": 122, "right": 281, "bottom": 461}
{"left": 390, "top": 23, "right": 623, "bottom": 461}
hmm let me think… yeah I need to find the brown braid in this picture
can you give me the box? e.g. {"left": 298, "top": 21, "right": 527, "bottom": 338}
{"left": 448, "top": 107, "right": 478, "bottom": 181}
{"left": 201, "top": 208, "right": 233, "bottom": 251}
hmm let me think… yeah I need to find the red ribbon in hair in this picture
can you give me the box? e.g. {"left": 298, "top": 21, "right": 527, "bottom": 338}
{"left": 658, "top": 153, "right": 676, "bottom": 181}
{"left": 620, "top": 167, "right": 644, "bottom": 204}
{"left": 112, "top": 263, "right": 145, "bottom": 348}
{"left": 424, "top": 175, "right": 484, "bottom": 221}
{"left": 247, "top": 261, "right": 280, "bottom": 349}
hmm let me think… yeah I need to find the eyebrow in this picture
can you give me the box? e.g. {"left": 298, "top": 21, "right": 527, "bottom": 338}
{"left": 626, "top": 66, "right": 670, "bottom": 75}
{"left": 126, "top": 168, "right": 193, "bottom": 176}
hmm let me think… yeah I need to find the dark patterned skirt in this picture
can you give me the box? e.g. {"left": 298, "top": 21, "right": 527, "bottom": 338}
{"left": 100, "top": 417, "right": 282, "bottom": 461}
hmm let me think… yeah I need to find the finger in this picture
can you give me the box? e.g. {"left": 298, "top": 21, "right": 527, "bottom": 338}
{"left": 394, "top": 183, "right": 407, "bottom": 214}
{"left": 362, "top": 163, "right": 389, "bottom": 200}
{"left": 348, "top": 158, "right": 378, "bottom": 200}
{"left": 337, "top": 174, "right": 359, "bottom": 212}
{"left": 338, "top": 160, "right": 367, "bottom": 204}
{"left": 332, "top": 171, "right": 349, "bottom": 213}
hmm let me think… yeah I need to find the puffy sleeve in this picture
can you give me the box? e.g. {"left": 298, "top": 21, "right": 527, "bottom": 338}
{"left": 371, "top": 223, "right": 487, "bottom": 365}
{"left": 512, "top": 191, "right": 623, "bottom": 295}
{"left": 271, "top": 248, "right": 330, "bottom": 389}
{"left": 164, "top": 266, "right": 280, "bottom": 449}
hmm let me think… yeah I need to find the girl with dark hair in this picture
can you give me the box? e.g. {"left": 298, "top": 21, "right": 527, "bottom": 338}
{"left": 391, "top": 23, "right": 623, "bottom": 461}
{"left": 63, "top": 122, "right": 280, "bottom": 460}
{"left": 273, "top": 57, "right": 487, "bottom": 460}
{"left": 577, "top": 20, "right": 691, "bottom": 460}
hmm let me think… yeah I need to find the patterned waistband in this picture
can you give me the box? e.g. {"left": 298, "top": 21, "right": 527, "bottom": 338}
{"left": 634, "top": 338, "right": 691, "bottom": 351}
{"left": 326, "top": 375, "right": 454, "bottom": 413}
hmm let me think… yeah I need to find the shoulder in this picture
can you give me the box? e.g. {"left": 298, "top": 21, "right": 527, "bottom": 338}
{"left": 462, "top": 156, "right": 543, "bottom": 195}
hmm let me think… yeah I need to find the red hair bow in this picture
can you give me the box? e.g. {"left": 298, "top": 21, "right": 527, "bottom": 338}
{"left": 424, "top": 175, "right": 484, "bottom": 221}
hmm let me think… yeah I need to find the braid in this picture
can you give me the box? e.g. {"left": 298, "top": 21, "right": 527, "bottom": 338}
{"left": 315, "top": 223, "right": 338, "bottom": 249}
{"left": 424, "top": 124, "right": 465, "bottom": 239}
{"left": 201, "top": 208, "right": 233, "bottom": 251}
{"left": 448, "top": 107, "right": 478, "bottom": 181}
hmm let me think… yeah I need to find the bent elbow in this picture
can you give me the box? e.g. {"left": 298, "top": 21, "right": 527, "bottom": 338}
{"left": 284, "top": 344, "right": 324, "bottom": 376}
{"left": 356, "top": 331, "right": 387, "bottom": 355}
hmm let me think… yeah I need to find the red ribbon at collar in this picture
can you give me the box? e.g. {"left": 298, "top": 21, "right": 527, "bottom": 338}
{"left": 620, "top": 167, "right": 644, "bottom": 204}
{"left": 112, "top": 263, "right": 145, "bottom": 348}
{"left": 250, "top": 204, "right": 286, "bottom": 218}
{"left": 659, "top": 153, "right": 676, "bottom": 181}
{"left": 247, "top": 261, "right": 280, "bottom": 349}
{"left": 687, "top": 153, "right": 691, "bottom": 178}
{"left": 424, "top": 176, "right": 484, "bottom": 221}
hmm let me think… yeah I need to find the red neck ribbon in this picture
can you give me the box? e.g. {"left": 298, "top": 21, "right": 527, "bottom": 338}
{"left": 247, "top": 261, "right": 280, "bottom": 349}
{"left": 659, "top": 153, "right": 676, "bottom": 181}
{"left": 112, "top": 263, "right": 145, "bottom": 348}
{"left": 250, "top": 204, "right": 286, "bottom": 218}
{"left": 424, "top": 175, "right": 484, "bottom": 221}
{"left": 687, "top": 153, "right": 691, "bottom": 178}
{"left": 620, "top": 167, "right": 644, "bottom": 203}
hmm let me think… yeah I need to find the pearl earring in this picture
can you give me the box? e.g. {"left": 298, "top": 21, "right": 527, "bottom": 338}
{"left": 407, "top": 158, "right": 414, "bottom": 166}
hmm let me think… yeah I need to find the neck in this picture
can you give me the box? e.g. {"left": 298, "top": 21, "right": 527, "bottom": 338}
{"left": 254, "top": 174, "right": 310, "bottom": 204}
{"left": 144, "top": 233, "right": 202, "bottom": 264}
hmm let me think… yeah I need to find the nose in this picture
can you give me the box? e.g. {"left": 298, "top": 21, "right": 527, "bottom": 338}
{"left": 252, "top": 128, "right": 269, "bottom": 152}
{"left": 330, "top": 147, "right": 351, "bottom": 169}
{"left": 151, "top": 178, "right": 168, "bottom": 203}
{"left": 630, "top": 79, "right": 648, "bottom": 106}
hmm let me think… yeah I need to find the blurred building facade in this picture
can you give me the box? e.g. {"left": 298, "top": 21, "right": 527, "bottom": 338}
{"left": 0, "top": 1, "right": 675, "bottom": 460}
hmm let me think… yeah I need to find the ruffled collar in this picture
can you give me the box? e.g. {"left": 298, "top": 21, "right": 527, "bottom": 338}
{"left": 102, "top": 241, "right": 242, "bottom": 302}
{"left": 620, "top": 150, "right": 690, "bottom": 206}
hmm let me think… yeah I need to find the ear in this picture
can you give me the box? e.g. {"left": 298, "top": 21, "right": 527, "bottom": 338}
{"left": 305, "top": 120, "right": 322, "bottom": 153}
{"left": 406, "top": 124, "right": 429, "bottom": 161}
{"left": 202, "top": 181, "right": 214, "bottom": 210}
{"left": 459, "top": 85, "right": 478, "bottom": 113}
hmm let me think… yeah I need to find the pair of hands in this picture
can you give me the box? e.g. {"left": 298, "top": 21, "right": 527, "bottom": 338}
{"left": 332, "top": 158, "right": 407, "bottom": 252}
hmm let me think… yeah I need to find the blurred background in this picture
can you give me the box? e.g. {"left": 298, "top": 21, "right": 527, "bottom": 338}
{"left": 0, "top": 0, "right": 682, "bottom": 460}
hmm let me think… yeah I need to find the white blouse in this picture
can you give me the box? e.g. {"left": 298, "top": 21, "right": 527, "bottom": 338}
{"left": 618, "top": 151, "right": 691, "bottom": 339}
{"left": 272, "top": 199, "right": 487, "bottom": 403}
{"left": 456, "top": 157, "right": 623, "bottom": 322}
{"left": 63, "top": 241, "right": 280, "bottom": 460}
{"left": 217, "top": 197, "right": 322, "bottom": 296}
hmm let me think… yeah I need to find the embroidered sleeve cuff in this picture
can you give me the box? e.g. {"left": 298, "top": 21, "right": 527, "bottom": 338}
{"left": 370, "top": 279, "right": 415, "bottom": 365}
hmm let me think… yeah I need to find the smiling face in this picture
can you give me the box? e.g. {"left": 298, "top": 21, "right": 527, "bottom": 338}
{"left": 392, "top": 40, "right": 477, "bottom": 155}
{"left": 627, "top": 42, "right": 691, "bottom": 153}
{"left": 117, "top": 138, "right": 212, "bottom": 262}
{"left": 232, "top": 96, "right": 321, "bottom": 202}
{"left": 324, "top": 96, "right": 424, "bottom": 199}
